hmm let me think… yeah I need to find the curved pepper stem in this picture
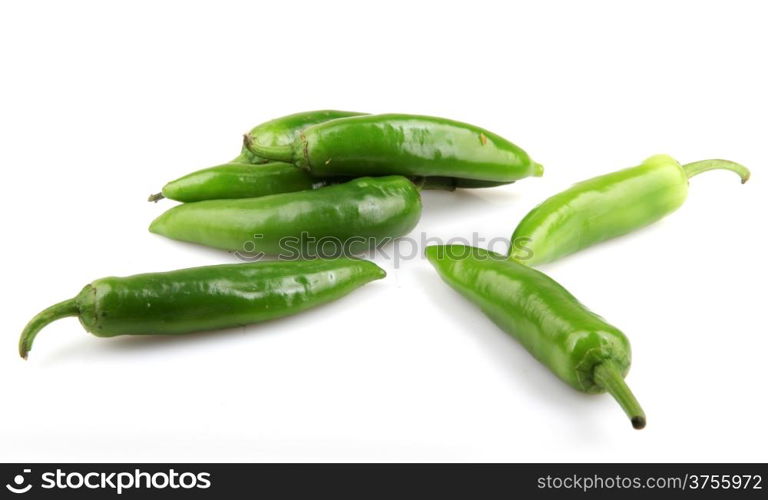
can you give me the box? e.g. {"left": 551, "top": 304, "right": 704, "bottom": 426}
{"left": 19, "top": 298, "right": 79, "bottom": 360}
{"left": 593, "top": 361, "right": 646, "bottom": 430}
{"left": 242, "top": 134, "right": 295, "bottom": 163}
{"left": 682, "top": 159, "right": 751, "bottom": 184}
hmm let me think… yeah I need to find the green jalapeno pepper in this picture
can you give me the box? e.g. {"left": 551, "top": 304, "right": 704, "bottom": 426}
{"left": 150, "top": 161, "right": 318, "bottom": 203}
{"left": 426, "top": 244, "right": 645, "bottom": 429}
{"left": 509, "top": 155, "right": 751, "bottom": 266}
{"left": 19, "top": 258, "right": 385, "bottom": 359}
{"left": 149, "top": 175, "right": 422, "bottom": 256}
{"left": 244, "top": 113, "right": 543, "bottom": 182}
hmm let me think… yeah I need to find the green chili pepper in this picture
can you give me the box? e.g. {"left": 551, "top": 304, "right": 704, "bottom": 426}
{"left": 234, "top": 109, "right": 368, "bottom": 164}
{"left": 509, "top": 155, "right": 751, "bottom": 266}
{"left": 149, "top": 176, "right": 422, "bottom": 256}
{"left": 19, "top": 258, "right": 385, "bottom": 359}
{"left": 244, "top": 113, "right": 543, "bottom": 182}
{"left": 149, "top": 161, "right": 318, "bottom": 203}
{"left": 426, "top": 244, "right": 645, "bottom": 429}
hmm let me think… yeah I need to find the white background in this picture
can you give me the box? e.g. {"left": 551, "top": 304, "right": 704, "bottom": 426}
{"left": 1, "top": 1, "right": 766, "bottom": 462}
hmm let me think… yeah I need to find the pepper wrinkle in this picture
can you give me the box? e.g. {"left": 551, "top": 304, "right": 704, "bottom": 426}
{"left": 300, "top": 132, "right": 309, "bottom": 170}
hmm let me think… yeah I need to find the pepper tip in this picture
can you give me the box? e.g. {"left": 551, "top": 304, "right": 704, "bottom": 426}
{"left": 631, "top": 415, "right": 646, "bottom": 430}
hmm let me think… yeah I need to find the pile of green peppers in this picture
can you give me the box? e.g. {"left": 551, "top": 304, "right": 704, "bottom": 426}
{"left": 20, "top": 110, "right": 751, "bottom": 430}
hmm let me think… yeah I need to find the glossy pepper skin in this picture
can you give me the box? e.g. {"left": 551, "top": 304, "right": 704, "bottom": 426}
{"left": 19, "top": 259, "right": 385, "bottom": 359}
{"left": 244, "top": 113, "right": 543, "bottom": 182}
{"left": 426, "top": 244, "right": 645, "bottom": 429}
{"left": 155, "top": 161, "right": 317, "bottom": 203}
{"left": 149, "top": 176, "right": 422, "bottom": 256}
{"left": 509, "top": 155, "right": 751, "bottom": 266}
{"left": 148, "top": 110, "right": 366, "bottom": 202}
{"left": 235, "top": 109, "right": 367, "bottom": 163}
{"left": 151, "top": 110, "right": 510, "bottom": 202}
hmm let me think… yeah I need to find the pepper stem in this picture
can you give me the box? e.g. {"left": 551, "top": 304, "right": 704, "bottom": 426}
{"left": 682, "top": 159, "right": 750, "bottom": 184}
{"left": 242, "top": 134, "right": 294, "bottom": 162}
{"left": 148, "top": 192, "right": 165, "bottom": 202}
{"left": 19, "top": 298, "right": 79, "bottom": 360}
{"left": 593, "top": 361, "right": 646, "bottom": 430}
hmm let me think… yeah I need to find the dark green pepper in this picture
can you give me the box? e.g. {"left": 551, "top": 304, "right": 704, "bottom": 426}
{"left": 150, "top": 161, "right": 318, "bottom": 203}
{"left": 149, "top": 176, "right": 422, "bottom": 256}
{"left": 151, "top": 110, "right": 512, "bottom": 202}
{"left": 509, "top": 155, "right": 750, "bottom": 266}
{"left": 19, "top": 258, "right": 385, "bottom": 359}
{"left": 149, "top": 110, "right": 366, "bottom": 202}
{"left": 244, "top": 113, "right": 543, "bottom": 182}
{"left": 426, "top": 244, "right": 645, "bottom": 429}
